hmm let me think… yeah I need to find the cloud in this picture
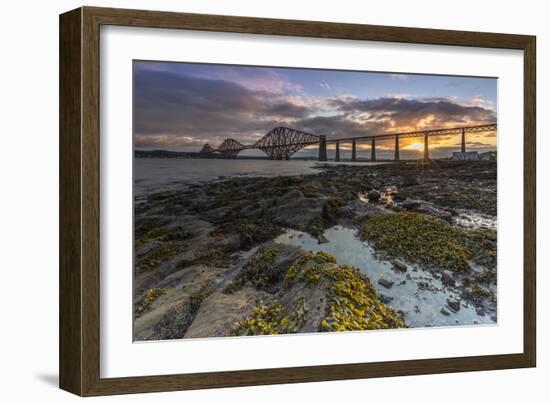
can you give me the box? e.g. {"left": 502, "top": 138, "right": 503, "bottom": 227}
{"left": 463, "top": 95, "right": 495, "bottom": 110}
{"left": 331, "top": 97, "right": 496, "bottom": 131}
{"left": 134, "top": 69, "right": 311, "bottom": 148}
{"left": 134, "top": 68, "right": 496, "bottom": 151}
{"left": 319, "top": 81, "right": 332, "bottom": 91}
{"left": 293, "top": 114, "right": 389, "bottom": 139}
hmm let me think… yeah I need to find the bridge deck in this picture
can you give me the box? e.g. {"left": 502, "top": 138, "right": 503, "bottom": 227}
{"left": 325, "top": 123, "right": 497, "bottom": 143}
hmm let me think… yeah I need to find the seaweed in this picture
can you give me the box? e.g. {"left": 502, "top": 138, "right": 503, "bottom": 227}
{"left": 136, "top": 288, "right": 168, "bottom": 315}
{"left": 136, "top": 242, "right": 183, "bottom": 272}
{"left": 284, "top": 251, "right": 406, "bottom": 331}
{"left": 230, "top": 298, "right": 308, "bottom": 336}
{"left": 224, "top": 247, "right": 280, "bottom": 293}
{"left": 360, "top": 212, "right": 496, "bottom": 272}
{"left": 214, "top": 219, "right": 284, "bottom": 250}
{"left": 320, "top": 264, "right": 406, "bottom": 331}
{"left": 135, "top": 227, "right": 165, "bottom": 247}
{"left": 181, "top": 249, "right": 236, "bottom": 269}
{"left": 283, "top": 251, "right": 336, "bottom": 288}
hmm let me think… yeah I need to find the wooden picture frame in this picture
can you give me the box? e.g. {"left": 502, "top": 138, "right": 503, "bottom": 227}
{"left": 59, "top": 6, "right": 536, "bottom": 396}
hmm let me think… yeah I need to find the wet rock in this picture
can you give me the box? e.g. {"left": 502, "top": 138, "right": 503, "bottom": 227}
{"left": 317, "top": 234, "right": 329, "bottom": 244}
{"left": 367, "top": 190, "right": 381, "bottom": 202}
{"left": 392, "top": 259, "right": 408, "bottom": 273}
{"left": 441, "top": 271, "right": 456, "bottom": 287}
{"left": 416, "top": 204, "right": 453, "bottom": 223}
{"left": 378, "top": 276, "right": 394, "bottom": 289}
{"left": 440, "top": 307, "right": 450, "bottom": 316}
{"left": 437, "top": 211, "right": 453, "bottom": 224}
{"left": 401, "top": 200, "right": 421, "bottom": 210}
{"left": 447, "top": 296, "right": 461, "bottom": 312}
{"left": 401, "top": 175, "right": 419, "bottom": 187}
{"left": 392, "top": 193, "right": 406, "bottom": 202}
{"left": 476, "top": 307, "right": 486, "bottom": 316}
{"left": 379, "top": 294, "right": 394, "bottom": 304}
{"left": 280, "top": 189, "right": 304, "bottom": 202}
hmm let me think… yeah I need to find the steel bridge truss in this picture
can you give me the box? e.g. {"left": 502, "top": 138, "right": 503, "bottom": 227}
{"left": 200, "top": 127, "right": 319, "bottom": 160}
{"left": 253, "top": 127, "right": 319, "bottom": 160}
{"left": 216, "top": 138, "right": 246, "bottom": 158}
{"left": 199, "top": 144, "right": 215, "bottom": 155}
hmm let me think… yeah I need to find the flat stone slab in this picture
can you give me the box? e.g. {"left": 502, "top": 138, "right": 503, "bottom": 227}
{"left": 392, "top": 259, "right": 408, "bottom": 273}
{"left": 378, "top": 276, "right": 394, "bottom": 289}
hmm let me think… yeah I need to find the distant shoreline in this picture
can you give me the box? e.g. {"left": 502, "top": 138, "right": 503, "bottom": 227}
{"left": 135, "top": 149, "right": 495, "bottom": 161}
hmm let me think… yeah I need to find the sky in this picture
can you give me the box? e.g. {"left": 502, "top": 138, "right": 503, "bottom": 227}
{"left": 133, "top": 61, "right": 497, "bottom": 159}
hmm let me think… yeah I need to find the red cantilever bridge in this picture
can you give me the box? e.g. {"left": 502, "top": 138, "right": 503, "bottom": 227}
{"left": 199, "top": 124, "right": 497, "bottom": 161}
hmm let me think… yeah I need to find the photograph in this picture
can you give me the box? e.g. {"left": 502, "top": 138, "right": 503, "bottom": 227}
{"left": 132, "top": 61, "right": 498, "bottom": 340}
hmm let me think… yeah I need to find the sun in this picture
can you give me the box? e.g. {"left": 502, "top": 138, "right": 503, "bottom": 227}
{"left": 407, "top": 142, "right": 424, "bottom": 151}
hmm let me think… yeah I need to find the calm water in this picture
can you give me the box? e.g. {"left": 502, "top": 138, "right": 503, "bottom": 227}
{"left": 134, "top": 158, "right": 383, "bottom": 196}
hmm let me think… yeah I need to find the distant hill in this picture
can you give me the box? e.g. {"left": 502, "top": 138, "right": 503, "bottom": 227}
{"left": 135, "top": 149, "right": 200, "bottom": 158}
{"left": 134, "top": 149, "right": 298, "bottom": 160}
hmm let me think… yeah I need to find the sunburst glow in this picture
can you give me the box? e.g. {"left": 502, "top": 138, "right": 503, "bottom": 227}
{"left": 407, "top": 142, "right": 424, "bottom": 151}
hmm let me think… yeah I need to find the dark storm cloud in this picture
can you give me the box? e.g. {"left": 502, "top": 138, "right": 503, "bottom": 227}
{"left": 293, "top": 114, "right": 389, "bottom": 139}
{"left": 332, "top": 97, "right": 496, "bottom": 127}
{"left": 134, "top": 69, "right": 310, "bottom": 145}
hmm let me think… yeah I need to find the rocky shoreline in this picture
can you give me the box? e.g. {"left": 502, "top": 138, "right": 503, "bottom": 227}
{"left": 134, "top": 160, "right": 497, "bottom": 340}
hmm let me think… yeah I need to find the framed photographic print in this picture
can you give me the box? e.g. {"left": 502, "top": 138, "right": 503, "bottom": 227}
{"left": 59, "top": 6, "right": 536, "bottom": 396}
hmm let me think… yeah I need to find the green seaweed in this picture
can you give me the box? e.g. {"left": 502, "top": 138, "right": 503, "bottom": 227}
{"left": 181, "top": 249, "right": 235, "bottom": 269}
{"left": 136, "top": 288, "right": 168, "bottom": 315}
{"left": 360, "top": 212, "right": 496, "bottom": 272}
{"left": 162, "top": 226, "right": 192, "bottom": 242}
{"left": 284, "top": 251, "right": 406, "bottom": 332}
{"left": 462, "top": 283, "right": 495, "bottom": 304}
{"left": 283, "top": 251, "right": 336, "bottom": 288}
{"left": 214, "top": 219, "right": 284, "bottom": 250}
{"left": 136, "top": 242, "right": 183, "bottom": 272}
{"left": 135, "top": 227, "right": 165, "bottom": 247}
{"left": 320, "top": 264, "right": 406, "bottom": 331}
{"left": 224, "top": 247, "right": 279, "bottom": 293}
{"left": 230, "top": 298, "right": 308, "bottom": 336}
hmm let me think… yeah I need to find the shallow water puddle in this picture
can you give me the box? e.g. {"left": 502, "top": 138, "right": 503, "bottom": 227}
{"left": 275, "top": 225, "right": 495, "bottom": 328}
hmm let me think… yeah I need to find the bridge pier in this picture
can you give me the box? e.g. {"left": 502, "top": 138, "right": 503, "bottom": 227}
{"left": 318, "top": 135, "right": 327, "bottom": 161}
{"left": 335, "top": 141, "right": 340, "bottom": 161}
{"left": 351, "top": 139, "right": 357, "bottom": 161}
{"left": 371, "top": 138, "right": 376, "bottom": 161}
{"left": 423, "top": 133, "right": 429, "bottom": 159}
{"left": 394, "top": 135, "right": 400, "bottom": 161}
{"left": 461, "top": 128, "right": 466, "bottom": 153}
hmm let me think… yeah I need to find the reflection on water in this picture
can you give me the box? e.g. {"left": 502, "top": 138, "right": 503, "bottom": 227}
{"left": 275, "top": 225, "right": 495, "bottom": 328}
